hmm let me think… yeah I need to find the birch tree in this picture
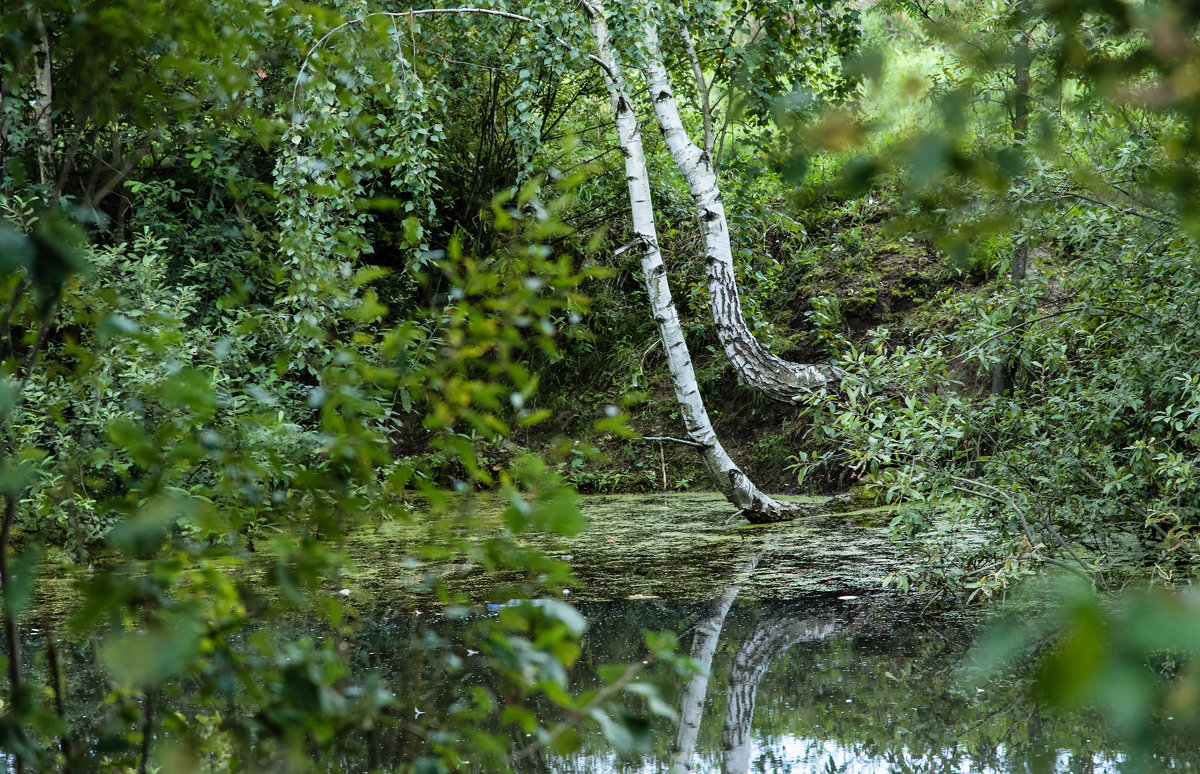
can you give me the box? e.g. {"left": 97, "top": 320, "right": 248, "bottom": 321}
{"left": 294, "top": 0, "right": 863, "bottom": 519}
{"left": 636, "top": 6, "right": 859, "bottom": 402}
{"left": 584, "top": 0, "right": 860, "bottom": 512}
{"left": 585, "top": 0, "right": 799, "bottom": 519}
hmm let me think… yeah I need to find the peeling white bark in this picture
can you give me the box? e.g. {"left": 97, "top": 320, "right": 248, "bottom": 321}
{"left": 32, "top": 11, "right": 54, "bottom": 189}
{"left": 642, "top": 27, "right": 842, "bottom": 403}
{"left": 588, "top": 3, "right": 798, "bottom": 520}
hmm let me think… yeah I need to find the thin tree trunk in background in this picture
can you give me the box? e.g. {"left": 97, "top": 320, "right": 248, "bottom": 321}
{"left": 588, "top": 2, "right": 799, "bottom": 521}
{"left": 1, "top": 497, "right": 25, "bottom": 774}
{"left": 31, "top": 11, "right": 54, "bottom": 192}
{"left": 642, "top": 27, "right": 841, "bottom": 404}
{"left": 678, "top": 24, "right": 714, "bottom": 162}
{"left": 993, "top": 19, "right": 1031, "bottom": 395}
{"left": 46, "top": 632, "right": 72, "bottom": 770}
{"left": 0, "top": 74, "right": 10, "bottom": 167}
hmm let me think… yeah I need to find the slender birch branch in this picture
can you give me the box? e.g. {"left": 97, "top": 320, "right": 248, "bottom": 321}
{"left": 293, "top": 8, "right": 614, "bottom": 110}
{"left": 677, "top": 23, "right": 714, "bottom": 160}
{"left": 642, "top": 435, "right": 702, "bottom": 448}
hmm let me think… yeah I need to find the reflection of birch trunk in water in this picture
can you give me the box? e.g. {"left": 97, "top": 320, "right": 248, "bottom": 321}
{"left": 722, "top": 611, "right": 839, "bottom": 774}
{"left": 668, "top": 556, "right": 759, "bottom": 774}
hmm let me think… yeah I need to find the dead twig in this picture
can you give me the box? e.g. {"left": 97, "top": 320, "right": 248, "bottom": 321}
{"left": 641, "top": 435, "right": 702, "bottom": 448}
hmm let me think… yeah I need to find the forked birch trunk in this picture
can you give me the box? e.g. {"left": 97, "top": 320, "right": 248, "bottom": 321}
{"left": 588, "top": 2, "right": 798, "bottom": 521}
{"left": 641, "top": 27, "right": 841, "bottom": 403}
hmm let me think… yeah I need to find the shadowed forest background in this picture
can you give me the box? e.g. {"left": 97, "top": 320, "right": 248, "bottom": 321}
{"left": 3, "top": 0, "right": 1200, "bottom": 771}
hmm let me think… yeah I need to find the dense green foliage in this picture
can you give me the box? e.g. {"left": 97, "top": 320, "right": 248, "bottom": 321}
{"left": 3, "top": 0, "right": 1200, "bottom": 770}
{"left": 786, "top": 0, "right": 1200, "bottom": 597}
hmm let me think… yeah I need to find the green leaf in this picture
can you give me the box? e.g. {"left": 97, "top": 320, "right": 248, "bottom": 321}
{"left": 536, "top": 598, "right": 587, "bottom": 638}
{"left": 28, "top": 215, "right": 87, "bottom": 310}
{"left": 2, "top": 546, "right": 43, "bottom": 618}
{"left": 0, "top": 222, "right": 33, "bottom": 276}
{"left": 100, "top": 617, "right": 205, "bottom": 689}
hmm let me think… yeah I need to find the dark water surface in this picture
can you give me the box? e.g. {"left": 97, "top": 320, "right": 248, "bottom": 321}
{"left": 334, "top": 494, "right": 1197, "bottom": 773}
{"left": 17, "top": 495, "right": 1200, "bottom": 772}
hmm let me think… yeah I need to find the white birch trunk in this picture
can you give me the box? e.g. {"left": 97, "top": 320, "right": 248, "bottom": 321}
{"left": 588, "top": 3, "right": 798, "bottom": 521}
{"left": 32, "top": 11, "right": 54, "bottom": 189}
{"left": 642, "top": 27, "right": 841, "bottom": 404}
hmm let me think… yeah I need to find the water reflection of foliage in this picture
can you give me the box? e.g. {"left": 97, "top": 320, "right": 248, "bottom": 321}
{"left": 34, "top": 571, "right": 1200, "bottom": 772}
{"left": 546, "top": 594, "right": 1200, "bottom": 774}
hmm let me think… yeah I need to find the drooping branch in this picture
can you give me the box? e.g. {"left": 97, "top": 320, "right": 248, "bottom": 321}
{"left": 293, "top": 8, "right": 614, "bottom": 110}
{"left": 641, "top": 26, "right": 843, "bottom": 404}
{"left": 587, "top": 0, "right": 800, "bottom": 521}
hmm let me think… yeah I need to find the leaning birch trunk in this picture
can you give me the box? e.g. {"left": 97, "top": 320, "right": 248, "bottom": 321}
{"left": 642, "top": 27, "right": 841, "bottom": 403}
{"left": 721, "top": 610, "right": 839, "bottom": 774}
{"left": 668, "top": 555, "right": 759, "bottom": 774}
{"left": 588, "top": 3, "right": 798, "bottom": 521}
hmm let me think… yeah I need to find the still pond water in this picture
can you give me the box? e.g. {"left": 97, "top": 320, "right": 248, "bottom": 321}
{"left": 336, "top": 494, "right": 1198, "bottom": 773}
{"left": 20, "top": 494, "right": 1200, "bottom": 772}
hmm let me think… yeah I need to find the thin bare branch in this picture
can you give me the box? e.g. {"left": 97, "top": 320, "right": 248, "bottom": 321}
{"left": 678, "top": 23, "right": 713, "bottom": 159}
{"left": 1058, "top": 188, "right": 1176, "bottom": 228}
{"left": 293, "top": 8, "right": 613, "bottom": 111}
{"left": 642, "top": 435, "right": 703, "bottom": 448}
